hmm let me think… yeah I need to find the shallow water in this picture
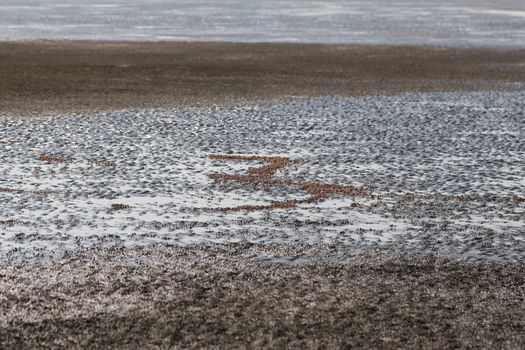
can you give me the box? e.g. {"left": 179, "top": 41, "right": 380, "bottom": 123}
{"left": 0, "top": 0, "right": 524, "bottom": 47}
{"left": 1, "top": 91, "right": 524, "bottom": 261}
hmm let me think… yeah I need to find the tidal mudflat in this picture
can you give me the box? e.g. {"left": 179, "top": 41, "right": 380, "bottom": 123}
{"left": 1, "top": 91, "right": 524, "bottom": 262}
{"left": 1, "top": 41, "right": 524, "bottom": 348}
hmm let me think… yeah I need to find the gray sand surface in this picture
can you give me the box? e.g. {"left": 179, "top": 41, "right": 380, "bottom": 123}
{"left": 1, "top": 92, "right": 524, "bottom": 262}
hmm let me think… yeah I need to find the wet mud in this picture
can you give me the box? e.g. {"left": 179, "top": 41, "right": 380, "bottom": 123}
{"left": 2, "top": 41, "right": 525, "bottom": 116}
{"left": 1, "top": 245, "right": 524, "bottom": 349}
{"left": 1, "top": 92, "right": 523, "bottom": 262}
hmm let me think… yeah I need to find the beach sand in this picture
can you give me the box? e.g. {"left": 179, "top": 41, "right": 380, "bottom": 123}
{"left": 1, "top": 41, "right": 524, "bottom": 349}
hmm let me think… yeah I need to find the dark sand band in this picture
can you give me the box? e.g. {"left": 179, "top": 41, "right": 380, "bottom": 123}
{"left": 1, "top": 41, "right": 525, "bottom": 115}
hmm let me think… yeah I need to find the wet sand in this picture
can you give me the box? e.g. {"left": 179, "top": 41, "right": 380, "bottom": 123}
{"left": 1, "top": 41, "right": 525, "bottom": 115}
{"left": 1, "top": 244, "right": 524, "bottom": 349}
{"left": 1, "top": 41, "right": 525, "bottom": 349}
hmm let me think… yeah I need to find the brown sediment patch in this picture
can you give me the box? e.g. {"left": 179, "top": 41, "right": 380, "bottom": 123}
{"left": 38, "top": 154, "right": 73, "bottom": 163}
{"left": 503, "top": 195, "right": 525, "bottom": 204}
{"left": 209, "top": 154, "right": 296, "bottom": 177}
{"left": 111, "top": 203, "right": 130, "bottom": 211}
{"left": 0, "top": 187, "right": 51, "bottom": 196}
{"left": 208, "top": 173, "right": 295, "bottom": 187}
{"left": 209, "top": 156, "right": 524, "bottom": 212}
{"left": 31, "top": 190, "right": 50, "bottom": 197}
{"left": 299, "top": 182, "right": 369, "bottom": 199}
{"left": 0, "top": 187, "right": 48, "bottom": 196}
{"left": 0, "top": 219, "right": 16, "bottom": 225}
{"left": 208, "top": 154, "right": 369, "bottom": 211}
{"left": 0, "top": 187, "right": 24, "bottom": 193}
{"left": 454, "top": 195, "right": 473, "bottom": 202}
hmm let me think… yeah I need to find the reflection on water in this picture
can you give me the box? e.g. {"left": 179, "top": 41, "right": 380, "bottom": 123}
{"left": 0, "top": 0, "right": 524, "bottom": 46}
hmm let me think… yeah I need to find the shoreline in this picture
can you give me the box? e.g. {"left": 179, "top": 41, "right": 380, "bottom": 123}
{"left": 1, "top": 41, "right": 525, "bottom": 116}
